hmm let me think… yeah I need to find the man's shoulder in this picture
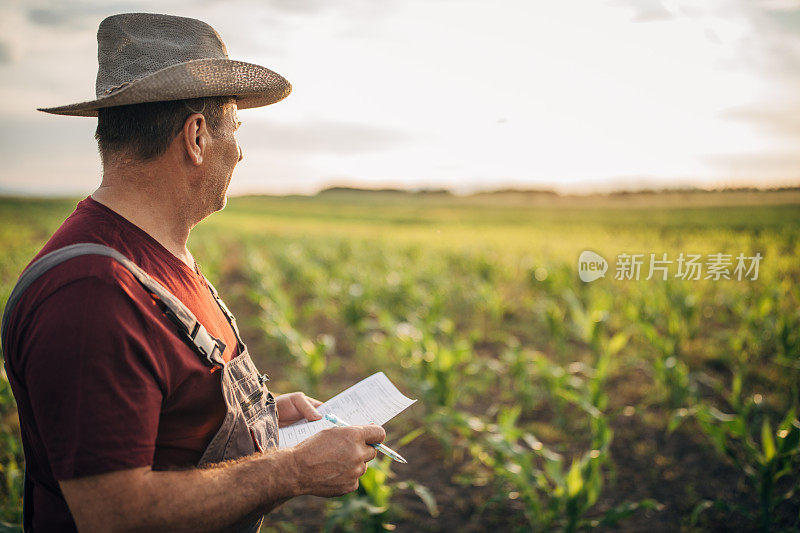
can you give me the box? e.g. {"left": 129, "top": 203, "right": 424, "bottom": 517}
{"left": 8, "top": 254, "right": 152, "bottom": 334}
{"left": 19, "top": 196, "right": 166, "bottom": 298}
{"left": 1, "top": 253, "right": 164, "bottom": 381}
{"left": 30, "top": 253, "right": 143, "bottom": 290}
{"left": 5, "top": 220, "right": 156, "bottom": 344}
{"left": 23, "top": 203, "right": 150, "bottom": 307}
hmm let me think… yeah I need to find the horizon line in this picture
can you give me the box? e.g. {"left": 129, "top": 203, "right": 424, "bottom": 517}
{"left": 2, "top": 183, "right": 799, "bottom": 201}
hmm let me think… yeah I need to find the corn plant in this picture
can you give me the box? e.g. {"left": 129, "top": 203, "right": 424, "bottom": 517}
{"left": 242, "top": 249, "right": 334, "bottom": 394}
{"left": 563, "top": 290, "right": 629, "bottom": 424}
{"left": 626, "top": 283, "right": 697, "bottom": 409}
{"left": 389, "top": 320, "right": 474, "bottom": 412}
{"left": 468, "top": 407, "right": 657, "bottom": 532}
{"left": 672, "top": 401, "right": 800, "bottom": 531}
{"left": 500, "top": 342, "right": 588, "bottom": 428}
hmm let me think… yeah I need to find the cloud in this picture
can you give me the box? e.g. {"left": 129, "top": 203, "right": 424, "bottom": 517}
{"left": 756, "top": 0, "right": 800, "bottom": 12}
{"left": 0, "top": 111, "right": 97, "bottom": 152}
{"left": 0, "top": 42, "right": 13, "bottom": 64}
{"left": 609, "top": 0, "right": 675, "bottom": 22}
{"left": 259, "top": 0, "right": 330, "bottom": 14}
{"left": 25, "top": 2, "right": 121, "bottom": 30}
{"left": 704, "top": 151, "right": 800, "bottom": 178}
{"left": 238, "top": 119, "right": 418, "bottom": 155}
{"left": 26, "top": 7, "right": 83, "bottom": 28}
{"left": 720, "top": 105, "right": 800, "bottom": 138}
{"left": 724, "top": 2, "right": 800, "bottom": 81}
{"left": 23, "top": 0, "right": 211, "bottom": 30}
{"left": 0, "top": 112, "right": 100, "bottom": 195}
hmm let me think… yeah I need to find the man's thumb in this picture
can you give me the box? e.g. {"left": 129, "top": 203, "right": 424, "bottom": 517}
{"left": 361, "top": 424, "right": 386, "bottom": 444}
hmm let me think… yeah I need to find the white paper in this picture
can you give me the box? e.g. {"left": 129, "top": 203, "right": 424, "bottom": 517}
{"left": 278, "top": 372, "right": 416, "bottom": 448}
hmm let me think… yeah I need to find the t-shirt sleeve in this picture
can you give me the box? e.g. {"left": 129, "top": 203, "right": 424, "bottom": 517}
{"left": 20, "top": 274, "right": 166, "bottom": 480}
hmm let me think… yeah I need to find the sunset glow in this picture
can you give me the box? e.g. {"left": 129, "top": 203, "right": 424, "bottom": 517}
{"left": 1, "top": 0, "right": 799, "bottom": 195}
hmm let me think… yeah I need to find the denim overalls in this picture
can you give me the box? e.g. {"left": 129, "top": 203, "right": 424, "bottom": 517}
{"left": 1, "top": 243, "right": 279, "bottom": 532}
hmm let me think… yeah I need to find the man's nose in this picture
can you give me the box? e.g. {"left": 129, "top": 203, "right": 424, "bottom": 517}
{"left": 237, "top": 144, "right": 243, "bottom": 162}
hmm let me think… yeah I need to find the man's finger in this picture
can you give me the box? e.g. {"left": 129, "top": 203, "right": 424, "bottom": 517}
{"left": 309, "top": 397, "right": 323, "bottom": 407}
{"left": 295, "top": 394, "right": 322, "bottom": 420}
{"left": 362, "top": 446, "right": 378, "bottom": 462}
{"left": 359, "top": 424, "right": 386, "bottom": 445}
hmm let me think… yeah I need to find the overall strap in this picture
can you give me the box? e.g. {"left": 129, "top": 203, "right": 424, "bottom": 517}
{"left": 204, "top": 277, "right": 270, "bottom": 384}
{"left": 203, "top": 277, "right": 244, "bottom": 347}
{"left": 1, "top": 243, "right": 226, "bottom": 368}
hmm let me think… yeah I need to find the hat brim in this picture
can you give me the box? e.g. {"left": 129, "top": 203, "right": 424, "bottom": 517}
{"left": 37, "top": 58, "right": 291, "bottom": 117}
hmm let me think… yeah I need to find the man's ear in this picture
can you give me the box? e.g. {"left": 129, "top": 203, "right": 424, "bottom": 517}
{"left": 182, "top": 113, "right": 208, "bottom": 165}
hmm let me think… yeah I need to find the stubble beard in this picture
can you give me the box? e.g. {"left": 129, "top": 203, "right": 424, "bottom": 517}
{"left": 197, "top": 169, "right": 230, "bottom": 217}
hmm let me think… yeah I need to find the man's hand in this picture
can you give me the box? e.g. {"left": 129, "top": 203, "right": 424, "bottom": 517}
{"left": 290, "top": 425, "right": 386, "bottom": 497}
{"left": 276, "top": 391, "right": 323, "bottom": 427}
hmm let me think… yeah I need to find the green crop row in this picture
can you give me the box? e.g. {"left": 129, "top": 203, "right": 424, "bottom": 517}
{"left": 1, "top": 195, "right": 799, "bottom": 531}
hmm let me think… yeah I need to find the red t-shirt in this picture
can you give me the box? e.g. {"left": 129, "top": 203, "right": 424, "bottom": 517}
{"left": 3, "top": 196, "right": 241, "bottom": 531}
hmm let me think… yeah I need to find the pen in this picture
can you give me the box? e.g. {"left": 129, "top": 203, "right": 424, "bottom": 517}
{"left": 324, "top": 413, "right": 408, "bottom": 464}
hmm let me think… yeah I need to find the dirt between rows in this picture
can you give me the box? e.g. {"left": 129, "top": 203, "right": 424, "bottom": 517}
{"left": 261, "top": 362, "right": 798, "bottom": 532}
{"left": 266, "top": 416, "right": 797, "bottom": 532}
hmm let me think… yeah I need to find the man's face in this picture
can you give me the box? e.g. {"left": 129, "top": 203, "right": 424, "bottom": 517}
{"left": 203, "top": 101, "right": 243, "bottom": 212}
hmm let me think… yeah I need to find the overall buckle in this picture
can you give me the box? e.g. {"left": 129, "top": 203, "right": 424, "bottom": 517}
{"left": 191, "top": 323, "right": 226, "bottom": 368}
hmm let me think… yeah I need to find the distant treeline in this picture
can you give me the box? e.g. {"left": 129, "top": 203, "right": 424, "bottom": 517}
{"left": 317, "top": 185, "right": 800, "bottom": 197}
{"left": 604, "top": 185, "right": 800, "bottom": 195}
{"left": 318, "top": 186, "right": 454, "bottom": 196}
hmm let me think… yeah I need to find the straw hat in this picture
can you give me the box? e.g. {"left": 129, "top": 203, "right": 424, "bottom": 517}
{"left": 37, "top": 12, "right": 291, "bottom": 117}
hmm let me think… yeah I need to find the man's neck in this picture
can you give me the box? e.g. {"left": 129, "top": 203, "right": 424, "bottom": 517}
{"left": 92, "top": 172, "right": 198, "bottom": 270}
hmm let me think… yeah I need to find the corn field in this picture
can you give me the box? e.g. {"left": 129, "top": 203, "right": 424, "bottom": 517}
{"left": 1, "top": 190, "right": 799, "bottom": 532}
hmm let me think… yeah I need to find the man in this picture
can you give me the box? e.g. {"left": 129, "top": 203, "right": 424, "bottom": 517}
{"left": 1, "top": 12, "right": 384, "bottom": 532}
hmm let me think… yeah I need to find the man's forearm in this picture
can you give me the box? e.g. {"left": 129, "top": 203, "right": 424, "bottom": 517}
{"left": 91, "top": 448, "right": 301, "bottom": 532}
{"left": 61, "top": 425, "right": 385, "bottom": 531}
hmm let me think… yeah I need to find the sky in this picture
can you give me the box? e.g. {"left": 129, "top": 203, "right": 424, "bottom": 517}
{"left": 1, "top": 0, "right": 799, "bottom": 196}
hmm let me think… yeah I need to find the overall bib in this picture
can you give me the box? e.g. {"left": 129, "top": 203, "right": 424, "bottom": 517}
{"left": 1, "top": 243, "right": 279, "bottom": 533}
